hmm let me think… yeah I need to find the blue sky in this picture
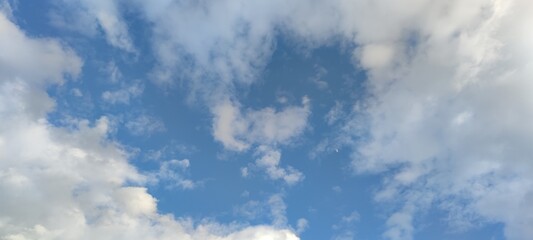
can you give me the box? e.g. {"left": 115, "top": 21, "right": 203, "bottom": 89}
{"left": 1, "top": 0, "right": 533, "bottom": 240}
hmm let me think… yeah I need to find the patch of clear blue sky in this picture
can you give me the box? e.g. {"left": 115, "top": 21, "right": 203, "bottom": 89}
{"left": 13, "top": 1, "right": 504, "bottom": 239}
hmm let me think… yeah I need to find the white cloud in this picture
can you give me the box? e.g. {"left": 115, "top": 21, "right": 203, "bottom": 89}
{"left": 71, "top": 88, "right": 83, "bottom": 97}
{"left": 129, "top": 0, "right": 531, "bottom": 238}
{"left": 325, "top": 101, "right": 344, "bottom": 126}
{"left": 341, "top": 212, "right": 360, "bottom": 224}
{"left": 212, "top": 97, "right": 309, "bottom": 185}
{"left": 240, "top": 167, "right": 249, "bottom": 178}
{"left": 212, "top": 100, "right": 250, "bottom": 151}
{"left": 105, "top": 61, "right": 122, "bottom": 83}
{"left": 383, "top": 209, "right": 414, "bottom": 240}
{"left": 332, "top": 186, "right": 342, "bottom": 193}
{"left": 130, "top": 0, "right": 528, "bottom": 238}
{"left": 356, "top": 43, "right": 396, "bottom": 70}
{"left": 233, "top": 194, "right": 297, "bottom": 232}
{"left": 0, "top": 0, "right": 14, "bottom": 19}
{"left": 51, "top": 0, "right": 135, "bottom": 52}
{"left": 135, "top": 0, "right": 281, "bottom": 88}
{"left": 338, "top": 1, "right": 533, "bottom": 239}
{"left": 332, "top": 211, "right": 360, "bottom": 240}
{"left": 238, "top": 147, "right": 304, "bottom": 185}
{"left": 101, "top": 81, "right": 143, "bottom": 104}
{"left": 268, "top": 194, "right": 288, "bottom": 227}
{"left": 254, "top": 146, "right": 304, "bottom": 185}
{"left": 46, "top": 0, "right": 533, "bottom": 239}
{"left": 295, "top": 218, "right": 308, "bottom": 234}
{"left": 234, "top": 200, "right": 264, "bottom": 220}
{"left": 144, "top": 142, "right": 197, "bottom": 161}
{"left": 0, "top": 14, "right": 81, "bottom": 87}
{"left": 152, "top": 159, "right": 196, "bottom": 190}
{"left": 212, "top": 97, "right": 311, "bottom": 151}
{"left": 0, "top": 13, "right": 298, "bottom": 240}
{"left": 130, "top": 2, "right": 533, "bottom": 237}
{"left": 125, "top": 114, "right": 166, "bottom": 136}
{"left": 310, "top": 65, "right": 328, "bottom": 90}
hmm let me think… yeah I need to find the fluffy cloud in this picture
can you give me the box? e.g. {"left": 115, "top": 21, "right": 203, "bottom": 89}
{"left": 152, "top": 159, "right": 196, "bottom": 190}
{"left": 212, "top": 97, "right": 310, "bottom": 151}
{"left": 134, "top": 0, "right": 281, "bottom": 89}
{"left": 253, "top": 146, "right": 304, "bottom": 185}
{"left": 295, "top": 218, "right": 308, "bottom": 234}
{"left": 341, "top": 1, "right": 533, "bottom": 240}
{"left": 212, "top": 98, "right": 309, "bottom": 185}
{"left": 0, "top": 15, "right": 81, "bottom": 87}
{"left": 0, "top": 12, "right": 298, "bottom": 240}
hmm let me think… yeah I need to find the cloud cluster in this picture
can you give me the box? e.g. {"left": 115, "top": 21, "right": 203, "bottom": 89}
{"left": 152, "top": 159, "right": 196, "bottom": 190}
{"left": 212, "top": 97, "right": 310, "bottom": 151}
{"left": 34, "top": 0, "right": 533, "bottom": 239}
{"left": 253, "top": 146, "right": 305, "bottom": 185}
{"left": 212, "top": 98, "right": 309, "bottom": 184}
{"left": 336, "top": 1, "right": 533, "bottom": 239}
{"left": 131, "top": 0, "right": 533, "bottom": 238}
{"left": 0, "top": 12, "right": 298, "bottom": 240}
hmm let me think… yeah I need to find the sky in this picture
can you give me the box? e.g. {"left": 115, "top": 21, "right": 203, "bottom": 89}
{"left": 1, "top": 0, "right": 533, "bottom": 240}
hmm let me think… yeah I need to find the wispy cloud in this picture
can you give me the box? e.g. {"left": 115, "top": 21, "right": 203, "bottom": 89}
{"left": 125, "top": 114, "right": 166, "bottom": 136}
{"left": 101, "top": 81, "right": 143, "bottom": 105}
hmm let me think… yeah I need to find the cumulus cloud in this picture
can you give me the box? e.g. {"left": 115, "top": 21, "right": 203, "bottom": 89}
{"left": 239, "top": 147, "right": 304, "bottom": 185}
{"left": 0, "top": 15, "right": 81, "bottom": 87}
{"left": 0, "top": 12, "right": 298, "bottom": 240}
{"left": 212, "top": 96, "right": 310, "bottom": 151}
{"left": 253, "top": 146, "right": 304, "bottom": 185}
{"left": 211, "top": 97, "right": 309, "bottom": 184}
